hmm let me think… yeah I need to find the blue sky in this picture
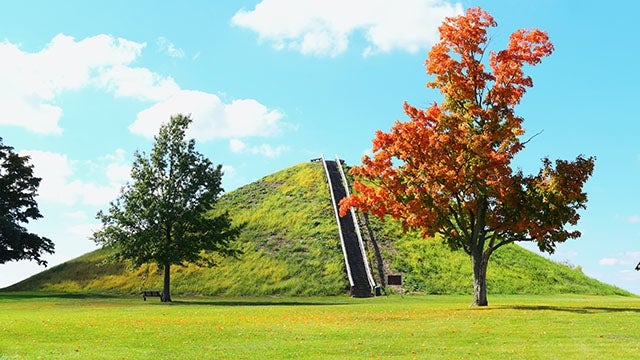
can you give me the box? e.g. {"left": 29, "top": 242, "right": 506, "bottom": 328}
{"left": 2, "top": 0, "right": 640, "bottom": 294}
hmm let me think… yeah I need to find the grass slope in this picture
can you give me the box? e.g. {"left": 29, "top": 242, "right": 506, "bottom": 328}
{"left": 4, "top": 162, "right": 630, "bottom": 297}
{"left": 8, "top": 163, "right": 345, "bottom": 296}
{"left": 380, "top": 221, "right": 627, "bottom": 295}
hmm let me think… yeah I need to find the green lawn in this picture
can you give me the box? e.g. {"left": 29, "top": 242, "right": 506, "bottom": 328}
{"left": 1, "top": 293, "right": 640, "bottom": 359}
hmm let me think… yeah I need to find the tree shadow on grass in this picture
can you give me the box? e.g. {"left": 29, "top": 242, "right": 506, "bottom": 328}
{"left": 0, "top": 291, "right": 357, "bottom": 306}
{"left": 0, "top": 291, "right": 119, "bottom": 300}
{"left": 486, "top": 304, "right": 640, "bottom": 314}
{"left": 170, "top": 299, "right": 353, "bottom": 307}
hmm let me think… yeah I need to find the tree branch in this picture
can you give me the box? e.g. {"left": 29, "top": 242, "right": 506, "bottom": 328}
{"left": 522, "top": 129, "right": 543, "bottom": 147}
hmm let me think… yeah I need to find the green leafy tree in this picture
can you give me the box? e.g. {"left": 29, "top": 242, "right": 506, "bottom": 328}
{"left": 93, "top": 114, "right": 242, "bottom": 302}
{"left": 0, "top": 138, "right": 54, "bottom": 266}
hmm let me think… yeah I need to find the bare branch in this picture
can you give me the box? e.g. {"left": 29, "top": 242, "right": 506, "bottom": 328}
{"left": 522, "top": 129, "right": 544, "bottom": 147}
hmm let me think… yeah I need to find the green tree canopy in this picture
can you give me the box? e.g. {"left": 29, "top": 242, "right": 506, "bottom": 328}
{"left": 0, "top": 138, "right": 54, "bottom": 266}
{"left": 93, "top": 114, "right": 242, "bottom": 302}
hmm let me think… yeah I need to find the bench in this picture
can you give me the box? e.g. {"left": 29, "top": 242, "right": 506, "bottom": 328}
{"left": 141, "top": 290, "right": 163, "bottom": 301}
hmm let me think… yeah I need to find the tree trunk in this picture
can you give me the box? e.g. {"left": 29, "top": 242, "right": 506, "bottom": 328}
{"left": 469, "top": 196, "right": 489, "bottom": 306}
{"left": 162, "top": 264, "right": 172, "bottom": 302}
{"left": 471, "top": 252, "right": 488, "bottom": 306}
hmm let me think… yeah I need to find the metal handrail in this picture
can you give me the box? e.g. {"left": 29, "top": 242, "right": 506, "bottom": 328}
{"left": 335, "top": 155, "right": 377, "bottom": 290}
{"left": 320, "top": 154, "right": 354, "bottom": 288}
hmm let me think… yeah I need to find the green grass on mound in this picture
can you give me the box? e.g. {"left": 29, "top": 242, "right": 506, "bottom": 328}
{"left": 3, "top": 161, "right": 631, "bottom": 297}
{"left": 376, "top": 219, "right": 628, "bottom": 296}
{"left": 7, "top": 163, "right": 346, "bottom": 296}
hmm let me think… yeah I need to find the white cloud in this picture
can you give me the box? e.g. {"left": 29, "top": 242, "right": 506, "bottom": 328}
{"left": 599, "top": 251, "right": 640, "bottom": 267}
{"left": 96, "top": 65, "right": 180, "bottom": 102}
{"left": 559, "top": 250, "right": 578, "bottom": 259}
{"left": 157, "top": 36, "right": 186, "bottom": 58}
{"left": 229, "top": 139, "right": 247, "bottom": 153}
{"left": 221, "top": 165, "right": 236, "bottom": 177}
{"left": 0, "top": 99, "right": 63, "bottom": 134}
{"left": 629, "top": 215, "right": 640, "bottom": 224}
{"left": 599, "top": 258, "right": 621, "bottom": 266}
{"left": 102, "top": 149, "right": 132, "bottom": 184}
{"left": 21, "top": 151, "right": 75, "bottom": 205}
{"left": 21, "top": 149, "right": 130, "bottom": 207}
{"left": 220, "top": 164, "right": 246, "bottom": 193}
{"left": 0, "top": 33, "right": 286, "bottom": 142}
{"left": 156, "top": 36, "right": 186, "bottom": 59}
{"left": 229, "top": 138, "right": 289, "bottom": 158}
{"left": 232, "top": 0, "right": 463, "bottom": 57}
{"left": 66, "top": 223, "right": 100, "bottom": 239}
{"left": 65, "top": 211, "right": 89, "bottom": 220}
{"left": 130, "top": 90, "right": 285, "bottom": 141}
{"left": 0, "top": 34, "right": 184, "bottom": 133}
{"left": 249, "top": 143, "right": 289, "bottom": 158}
{"left": 69, "top": 180, "right": 122, "bottom": 206}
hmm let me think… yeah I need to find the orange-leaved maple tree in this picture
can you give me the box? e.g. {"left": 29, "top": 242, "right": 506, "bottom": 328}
{"left": 339, "top": 7, "right": 595, "bottom": 306}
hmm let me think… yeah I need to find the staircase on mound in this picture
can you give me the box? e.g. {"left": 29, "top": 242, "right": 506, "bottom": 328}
{"left": 321, "top": 155, "right": 376, "bottom": 297}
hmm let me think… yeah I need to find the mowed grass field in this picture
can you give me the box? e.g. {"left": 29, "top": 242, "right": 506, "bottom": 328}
{"left": 1, "top": 293, "right": 640, "bottom": 359}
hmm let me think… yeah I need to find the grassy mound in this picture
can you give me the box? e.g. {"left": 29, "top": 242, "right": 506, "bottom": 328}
{"left": 8, "top": 163, "right": 346, "bottom": 296}
{"left": 383, "top": 223, "right": 626, "bottom": 295}
{"left": 4, "top": 161, "right": 631, "bottom": 296}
